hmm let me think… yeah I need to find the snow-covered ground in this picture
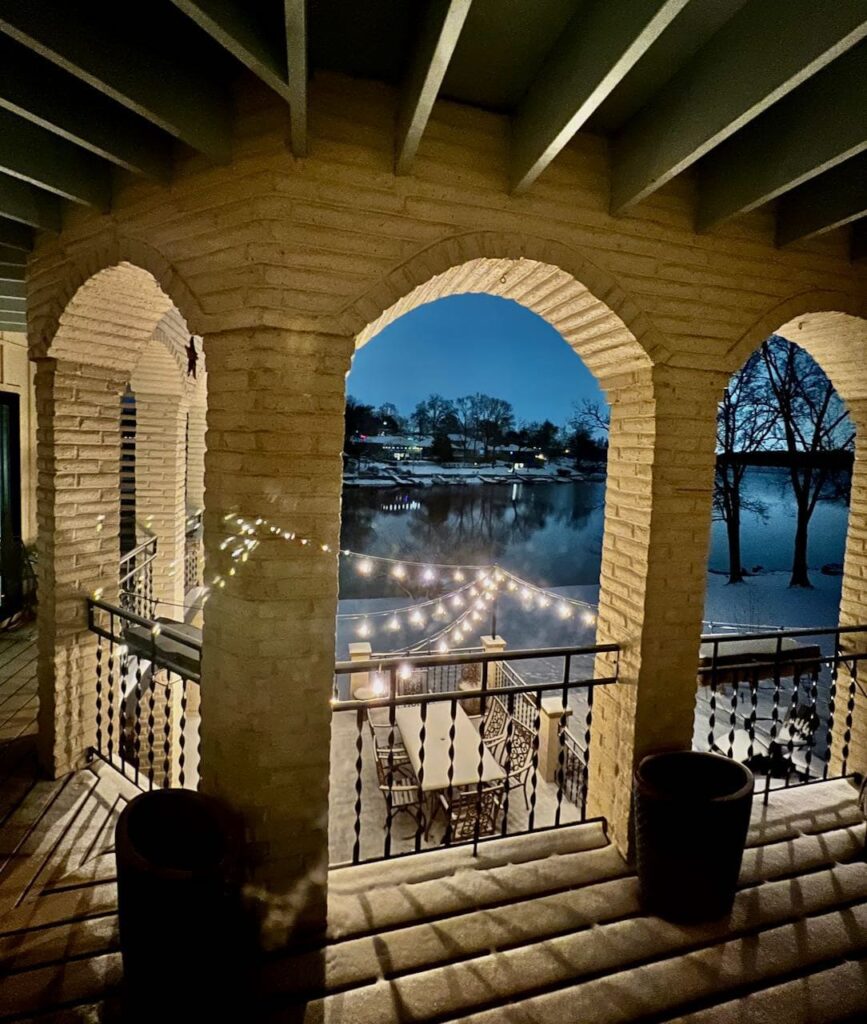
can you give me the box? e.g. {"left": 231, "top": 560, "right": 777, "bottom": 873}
{"left": 336, "top": 569, "right": 844, "bottom": 663}
{"left": 704, "top": 569, "right": 842, "bottom": 632}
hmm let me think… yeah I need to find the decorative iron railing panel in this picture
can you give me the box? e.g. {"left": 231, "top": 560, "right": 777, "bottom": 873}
{"left": 184, "top": 509, "right": 203, "bottom": 591}
{"left": 694, "top": 624, "right": 867, "bottom": 800}
{"left": 119, "top": 534, "right": 157, "bottom": 619}
{"left": 330, "top": 642, "right": 619, "bottom": 866}
{"left": 88, "top": 598, "right": 201, "bottom": 791}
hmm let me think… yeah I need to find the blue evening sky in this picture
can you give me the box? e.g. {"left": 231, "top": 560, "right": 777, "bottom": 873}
{"left": 347, "top": 294, "right": 606, "bottom": 426}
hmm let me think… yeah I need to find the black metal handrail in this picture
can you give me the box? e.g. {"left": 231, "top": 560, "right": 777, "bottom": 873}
{"left": 330, "top": 641, "right": 620, "bottom": 867}
{"left": 87, "top": 598, "right": 201, "bottom": 792}
{"left": 695, "top": 623, "right": 867, "bottom": 800}
{"left": 335, "top": 641, "right": 619, "bottom": 674}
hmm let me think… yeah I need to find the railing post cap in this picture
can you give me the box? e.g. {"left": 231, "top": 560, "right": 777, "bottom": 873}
{"left": 481, "top": 635, "right": 507, "bottom": 652}
{"left": 540, "top": 695, "right": 572, "bottom": 717}
{"left": 348, "top": 642, "right": 373, "bottom": 660}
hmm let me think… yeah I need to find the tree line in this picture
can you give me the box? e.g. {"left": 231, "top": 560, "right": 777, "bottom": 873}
{"left": 344, "top": 392, "right": 609, "bottom": 465}
{"left": 715, "top": 335, "right": 854, "bottom": 589}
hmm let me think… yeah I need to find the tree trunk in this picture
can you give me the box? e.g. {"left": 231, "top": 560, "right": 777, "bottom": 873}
{"left": 790, "top": 503, "right": 812, "bottom": 587}
{"left": 726, "top": 504, "right": 744, "bottom": 584}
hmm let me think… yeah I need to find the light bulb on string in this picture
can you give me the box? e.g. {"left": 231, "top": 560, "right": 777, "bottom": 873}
{"left": 583, "top": 611, "right": 596, "bottom": 626}
{"left": 451, "top": 595, "right": 464, "bottom": 608}
{"left": 357, "top": 620, "right": 371, "bottom": 638}
{"left": 398, "top": 662, "right": 413, "bottom": 681}
{"left": 391, "top": 564, "right": 406, "bottom": 580}
{"left": 387, "top": 616, "right": 400, "bottom": 631}
{"left": 435, "top": 603, "right": 446, "bottom": 618}
{"left": 421, "top": 567, "right": 436, "bottom": 583}
{"left": 437, "top": 639, "right": 448, "bottom": 654}
{"left": 409, "top": 609, "right": 425, "bottom": 627}
{"left": 558, "top": 603, "right": 572, "bottom": 619}
{"left": 453, "top": 570, "right": 465, "bottom": 582}
{"left": 357, "top": 558, "right": 373, "bottom": 576}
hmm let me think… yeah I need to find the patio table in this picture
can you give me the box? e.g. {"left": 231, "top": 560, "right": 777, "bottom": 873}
{"left": 395, "top": 703, "right": 505, "bottom": 791}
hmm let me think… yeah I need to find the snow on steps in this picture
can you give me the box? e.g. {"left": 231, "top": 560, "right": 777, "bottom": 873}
{"left": 1, "top": 779, "right": 866, "bottom": 1023}
{"left": 0, "top": 763, "right": 137, "bottom": 1022}
{"left": 263, "top": 779, "right": 867, "bottom": 1024}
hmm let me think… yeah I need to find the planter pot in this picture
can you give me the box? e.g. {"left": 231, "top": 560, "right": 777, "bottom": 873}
{"left": 634, "top": 751, "right": 754, "bottom": 922}
{"left": 115, "top": 789, "right": 245, "bottom": 1014}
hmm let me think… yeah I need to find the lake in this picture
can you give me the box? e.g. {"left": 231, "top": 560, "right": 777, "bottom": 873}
{"left": 338, "top": 466, "right": 851, "bottom": 599}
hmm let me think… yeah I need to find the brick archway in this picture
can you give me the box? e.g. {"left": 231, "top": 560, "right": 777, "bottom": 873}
{"left": 338, "top": 231, "right": 665, "bottom": 375}
{"left": 34, "top": 262, "right": 206, "bottom": 776}
{"left": 344, "top": 251, "right": 722, "bottom": 855}
{"left": 728, "top": 298, "right": 867, "bottom": 783}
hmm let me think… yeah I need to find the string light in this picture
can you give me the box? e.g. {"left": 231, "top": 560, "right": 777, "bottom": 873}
{"left": 207, "top": 516, "right": 600, "bottom": 656}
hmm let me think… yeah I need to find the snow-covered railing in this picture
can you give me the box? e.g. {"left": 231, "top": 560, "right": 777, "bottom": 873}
{"left": 694, "top": 624, "right": 867, "bottom": 800}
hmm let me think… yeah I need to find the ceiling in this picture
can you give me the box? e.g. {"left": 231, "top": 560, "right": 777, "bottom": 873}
{"left": 0, "top": 0, "right": 864, "bottom": 331}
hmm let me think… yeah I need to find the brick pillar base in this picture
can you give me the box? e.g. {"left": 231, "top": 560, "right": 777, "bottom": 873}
{"left": 588, "top": 364, "right": 725, "bottom": 856}
{"left": 200, "top": 327, "right": 352, "bottom": 949}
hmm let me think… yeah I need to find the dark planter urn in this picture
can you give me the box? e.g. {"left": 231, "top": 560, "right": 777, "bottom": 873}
{"left": 634, "top": 750, "right": 754, "bottom": 922}
{"left": 115, "top": 788, "right": 246, "bottom": 1015}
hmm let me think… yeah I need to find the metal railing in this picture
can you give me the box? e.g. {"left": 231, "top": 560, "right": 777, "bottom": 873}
{"left": 330, "top": 642, "right": 619, "bottom": 867}
{"left": 119, "top": 532, "right": 157, "bottom": 618}
{"left": 694, "top": 624, "right": 867, "bottom": 799}
{"left": 88, "top": 598, "right": 201, "bottom": 791}
{"left": 184, "top": 509, "right": 203, "bottom": 591}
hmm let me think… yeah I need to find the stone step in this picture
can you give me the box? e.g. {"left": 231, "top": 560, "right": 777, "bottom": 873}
{"left": 663, "top": 956, "right": 867, "bottom": 1023}
{"left": 271, "top": 854, "right": 867, "bottom": 1004}
{"left": 0, "top": 911, "right": 119, "bottom": 975}
{"left": 328, "top": 819, "right": 609, "bottom": 896}
{"left": 326, "top": 816, "right": 866, "bottom": 943}
{"left": 451, "top": 902, "right": 867, "bottom": 1024}
{"left": 0, "top": 952, "right": 121, "bottom": 1022}
{"left": 328, "top": 840, "right": 630, "bottom": 941}
{"left": 292, "top": 861, "right": 867, "bottom": 1023}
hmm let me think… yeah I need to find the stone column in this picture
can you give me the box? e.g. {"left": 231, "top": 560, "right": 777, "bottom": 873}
{"left": 200, "top": 326, "right": 352, "bottom": 948}
{"left": 831, "top": 404, "right": 867, "bottom": 777}
{"left": 587, "top": 364, "right": 725, "bottom": 856}
{"left": 133, "top": 392, "right": 187, "bottom": 614}
{"left": 348, "top": 641, "right": 372, "bottom": 698}
{"left": 480, "top": 633, "right": 506, "bottom": 688}
{"left": 35, "top": 357, "right": 127, "bottom": 777}
{"left": 538, "top": 698, "right": 574, "bottom": 783}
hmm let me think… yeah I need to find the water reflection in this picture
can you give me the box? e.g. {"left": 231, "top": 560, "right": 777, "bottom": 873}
{"left": 339, "top": 480, "right": 606, "bottom": 599}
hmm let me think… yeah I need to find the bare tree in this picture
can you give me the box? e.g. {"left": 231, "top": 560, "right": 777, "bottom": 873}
{"left": 714, "top": 353, "right": 775, "bottom": 584}
{"left": 761, "top": 336, "right": 855, "bottom": 588}
{"left": 411, "top": 394, "right": 457, "bottom": 435}
{"left": 454, "top": 393, "right": 515, "bottom": 460}
{"left": 573, "top": 398, "right": 610, "bottom": 436}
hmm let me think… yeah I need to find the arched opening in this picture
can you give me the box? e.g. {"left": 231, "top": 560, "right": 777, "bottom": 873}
{"left": 35, "top": 263, "right": 206, "bottom": 786}
{"left": 697, "top": 309, "right": 867, "bottom": 791}
{"left": 328, "top": 255, "right": 666, "bottom": 864}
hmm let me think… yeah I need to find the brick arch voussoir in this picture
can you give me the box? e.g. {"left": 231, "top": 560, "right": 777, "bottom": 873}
{"left": 336, "top": 230, "right": 663, "bottom": 370}
{"left": 28, "top": 233, "right": 206, "bottom": 362}
{"left": 727, "top": 289, "right": 867, "bottom": 416}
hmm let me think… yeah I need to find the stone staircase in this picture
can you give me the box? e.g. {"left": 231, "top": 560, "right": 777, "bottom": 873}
{"left": 1, "top": 777, "right": 866, "bottom": 1022}
{"left": 262, "top": 779, "right": 867, "bottom": 1024}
